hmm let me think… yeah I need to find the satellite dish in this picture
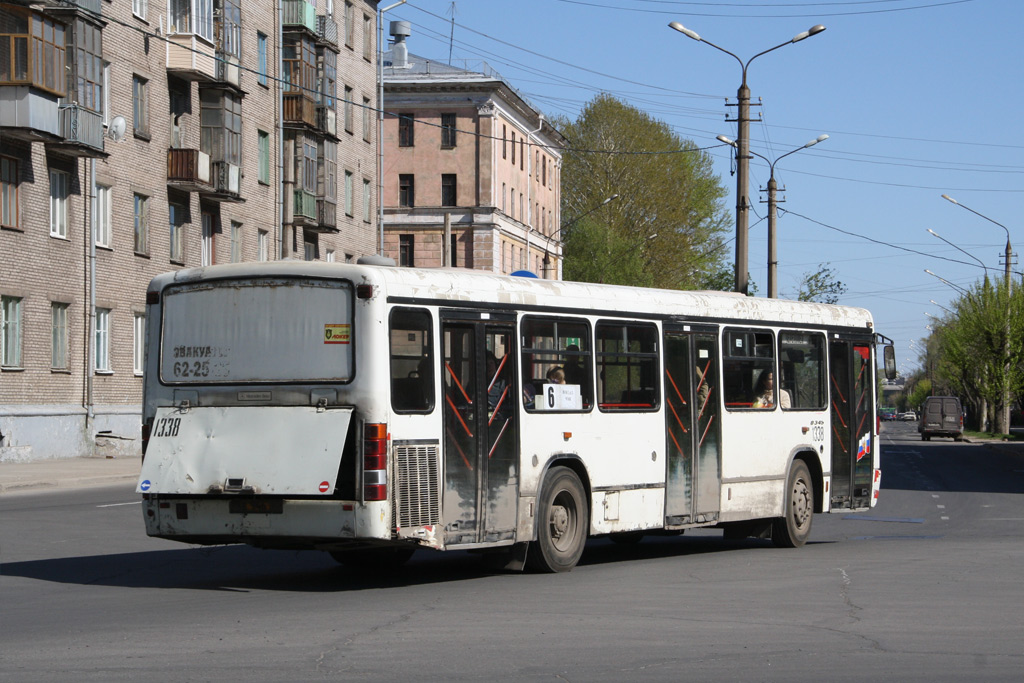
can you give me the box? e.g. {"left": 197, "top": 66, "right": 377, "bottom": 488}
{"left": 108, "top": 115, "right": 126, "bottom": 142}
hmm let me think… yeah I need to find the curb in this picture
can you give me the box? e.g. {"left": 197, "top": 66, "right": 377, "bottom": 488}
{"left": 0, "top": 473, "right": 140, "bottom": 495}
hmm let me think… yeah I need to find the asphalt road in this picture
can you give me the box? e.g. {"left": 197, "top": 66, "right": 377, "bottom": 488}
{"left": 2, "top": 421, "right": 1022, "bottom": 682}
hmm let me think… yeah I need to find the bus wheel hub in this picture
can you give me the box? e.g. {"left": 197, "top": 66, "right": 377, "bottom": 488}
{"left": 551, "top": 506, "right": 569, "bottom": 538}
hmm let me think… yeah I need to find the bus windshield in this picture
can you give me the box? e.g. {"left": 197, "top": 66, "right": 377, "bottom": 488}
{"left": 159, "top": 277, "right": 354, "bottom": 384}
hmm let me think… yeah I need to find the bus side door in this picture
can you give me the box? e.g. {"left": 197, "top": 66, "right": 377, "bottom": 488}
{"left": 829, "top": 337, "right": 875, "bottom": 510}
{"left": 663, "top": 325, "right": 722, "bottom": 526}
{"left": 441, "top": 312, "right": 519, "bottom": 546}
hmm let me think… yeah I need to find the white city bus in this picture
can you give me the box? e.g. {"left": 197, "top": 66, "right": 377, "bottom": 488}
{"left": 137, "top": 261, "right": 896, "bottom": 572}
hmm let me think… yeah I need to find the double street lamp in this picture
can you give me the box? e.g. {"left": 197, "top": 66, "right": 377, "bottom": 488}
{"left": 717, "top": 134, "right": 828, "bottom": 298}
{"left": 669, "top": 21, "right": 825, "bottom": 295}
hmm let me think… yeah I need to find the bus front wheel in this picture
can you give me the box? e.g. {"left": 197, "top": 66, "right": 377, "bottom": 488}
{"left": 772, "top": 460, "right": 814, "bottom": 548}
{"left": 528, "top": 466, "right": 588, "bottom": 572}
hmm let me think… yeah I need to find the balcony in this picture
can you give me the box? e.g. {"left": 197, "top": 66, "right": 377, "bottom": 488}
{"left": 167, "top": 148, "right": 212, "bottom": 192}
{"left": 283, "top": 92, "right": 317, "bottom": 128}
{"left": 42, "top": 102, "right": 105, "bottom": 157}
{"left": 216, "top": 53, "right": 241, "bottom": 88}
{"left": 283, "top": 0, "right": 317, "bottom": 34}
{"left": 312, "top": 199, "right": 338, "bottom": 232}
{"left": 317, "top": 15, "right": 339, "bottom": 48}
{"left": 0, "top": 86, "right": 61, "bottom": 142}
{"left": 166, "top": 32, "right": 217, "bottom": 81}
{"left": 198, "top": 160, "right": 243, "bottom": 203}
{"left": 316, "top": 106, "right": 337, "bottom": 137}
{"left": 293, "top": 189, "right": 317, "bottom": 225}
{"left": 45, "top": 0, "right": 102, "bottom": 16}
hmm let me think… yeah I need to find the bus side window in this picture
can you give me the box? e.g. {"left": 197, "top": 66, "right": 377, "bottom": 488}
{"left": 595, "top": 321, "right": 660, "bottom": 412}
{"left": 722, "top": 328, "right": 775, "bottom": 410}
{"left": 779, "top": 331, "right": 826, "bottom": 410}
{"left": 389, "top": 307, "right": 435, "bottom": 413}
{"left": 521, "top": 316, "right": 592, "bottom": 412}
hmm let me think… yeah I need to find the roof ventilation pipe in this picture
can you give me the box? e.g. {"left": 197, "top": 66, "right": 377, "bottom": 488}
{"left": 390, "top": 21, "right": 411, "bottom": 69}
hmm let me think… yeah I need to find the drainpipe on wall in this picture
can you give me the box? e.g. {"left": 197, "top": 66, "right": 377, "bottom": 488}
{"left": 277, "top": 0, "right": 285, "bottom": 258}
{"left": 87, "top": 157, "right": 96, "bottom": 435}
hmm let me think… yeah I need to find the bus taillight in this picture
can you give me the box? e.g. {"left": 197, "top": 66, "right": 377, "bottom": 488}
{"left": 363, "top": 423, "right": 388, "bottom": 501}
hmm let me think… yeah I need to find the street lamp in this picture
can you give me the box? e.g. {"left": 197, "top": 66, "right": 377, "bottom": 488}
{"left": 941, "top": 193, "right": 1015, "bottom": 434}
{"left": 717, "top": 134, "right": 827, "bottom": 298}
{"left": 378, "top": 0, "right": 407, "bottom": 256}
{"left": 926, "top": 228, "right": 989, "bottom": 281}
{"left": 669, "top": 21, "right": 825, "bottom": 296}
{"left": 924, "top": 269, "right": 970, "bottom": 296}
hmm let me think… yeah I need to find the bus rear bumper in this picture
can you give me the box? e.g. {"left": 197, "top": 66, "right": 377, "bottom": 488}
{"left": 141, "top": 496, "right": 390, "bottom": 550}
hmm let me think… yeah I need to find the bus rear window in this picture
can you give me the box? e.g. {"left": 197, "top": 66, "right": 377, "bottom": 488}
{"left": 159, "top": 278, "right": 354, "bottom": 384}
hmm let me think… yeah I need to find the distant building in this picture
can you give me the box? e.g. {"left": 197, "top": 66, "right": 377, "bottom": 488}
{"left": 381, "top": 25, "right": 565, "bottom": 277}
{"left": 0, "top": 0, "right": 380, "bottom": 461}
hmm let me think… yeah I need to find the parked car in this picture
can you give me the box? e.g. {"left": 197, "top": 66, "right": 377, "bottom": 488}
{"left": 919, "top": 396, "right": 963, "bottom": 441}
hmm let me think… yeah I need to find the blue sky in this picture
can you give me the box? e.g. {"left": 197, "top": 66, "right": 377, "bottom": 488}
{"left": 386, "top": 0, "right": 1021, "bottom": 374}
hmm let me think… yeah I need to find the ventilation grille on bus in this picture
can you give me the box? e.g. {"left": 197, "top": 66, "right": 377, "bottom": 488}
{"left": 393, "top": 442, "right": 440, "bottom": 530}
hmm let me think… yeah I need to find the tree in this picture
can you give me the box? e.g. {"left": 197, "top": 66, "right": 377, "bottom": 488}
{"left": 934, "top": 279, "right": 1024, "bottom": 434}
{"left": 556, "top": 94, "right": 731, "bottom": 290}
{"left": 796, "top": 263, "right": 847, "bottom": 304}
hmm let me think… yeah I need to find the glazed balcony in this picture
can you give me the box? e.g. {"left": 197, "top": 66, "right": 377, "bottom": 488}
{"left": 293, "top": 189, "right": 317, "bottom": 225}
{"left": 283, "top": 0, "right": 316, "bottom": 34}
{"left": 283, "top": 92, "right": 317, "bottom": 128}
{"left": 312, "top": 198, "right": 338, "bottom": 232}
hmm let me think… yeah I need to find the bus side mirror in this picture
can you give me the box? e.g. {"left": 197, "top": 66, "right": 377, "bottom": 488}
{"left": 883, "top": 345, "right": 896, "bottom": 380}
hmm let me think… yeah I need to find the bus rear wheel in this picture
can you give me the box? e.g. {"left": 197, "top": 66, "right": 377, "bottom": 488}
{"left": 772, "top": 460, "right": 814, "bottom": 548}
{"left": 528, "top": 467, "right": 588, "bottom": 573}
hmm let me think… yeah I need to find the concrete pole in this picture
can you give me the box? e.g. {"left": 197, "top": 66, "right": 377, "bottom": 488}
{"left": 767, "top": 174, "right": 778, "bottom": 299}
{"left": 735, "top": 82, "right": 750, "bottom": 296}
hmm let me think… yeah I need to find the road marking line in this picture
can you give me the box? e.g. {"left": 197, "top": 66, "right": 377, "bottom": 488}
{"left": 97, "top": 501, "right": 142, "bottom": 508}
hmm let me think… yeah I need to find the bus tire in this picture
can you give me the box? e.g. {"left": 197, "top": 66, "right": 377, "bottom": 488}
{"left": 772, "top": 460, "right": 814, "bottom": 548}
{"left": 528, "top": 466, "right": 588, "bottom": 572}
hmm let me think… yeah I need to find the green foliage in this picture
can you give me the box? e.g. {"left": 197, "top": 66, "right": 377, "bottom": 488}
{"left": 796, "top": 263, "right": 847, "bottom": 304}
{"left": 906, "top": 378, "right": 932, "bottom": 409}
{"left": 933, "top": 279, "right": 1024, "bottom": 434}
{"left": 556, "top": 94, "right": 731, "bottom": 289}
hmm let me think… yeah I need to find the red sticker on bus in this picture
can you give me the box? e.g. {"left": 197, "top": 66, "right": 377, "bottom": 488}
{"left": 319, "top": 481, "right": 330, "bottom": 493}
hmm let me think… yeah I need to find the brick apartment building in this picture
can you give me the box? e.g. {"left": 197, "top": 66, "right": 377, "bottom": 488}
{"left": 381, "top": 24, "right": 565, "bottom": 277}
{"left": 0, "top": 0, "right": 380, "bottom": 461}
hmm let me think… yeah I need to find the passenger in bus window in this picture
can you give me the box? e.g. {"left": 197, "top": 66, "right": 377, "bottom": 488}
{"left": 752, "top": 370, "right": 775, "bottom": 409}
{"left": 547, "top": 367, "right": 565, "bottom": 384}
{"left": 562, "top": 345, "right": 586, "bottom": 386}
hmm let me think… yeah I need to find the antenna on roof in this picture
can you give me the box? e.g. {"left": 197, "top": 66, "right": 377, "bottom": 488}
{"left": 447, "top": 2, "right": 457, "bottom": 65}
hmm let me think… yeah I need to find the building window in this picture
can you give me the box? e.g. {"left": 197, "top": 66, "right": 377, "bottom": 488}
{"left": 398, "top": 114, "right": 414, "bottom": 147}
{"left": 520, "top": 139, "right": 525, "bottom": 170}
{"left": 502, "top": 125, "right": 507, "bottom": 159}
{"left": 257, "top": 32, "right": 268, "bottom": 85}
{"left": 230, "top": 221, "right": 241, "bottom": 262}
{"left": 399, "top": 174, "right": 414, "bottom": 208}
{"left": 542, "top": 155, "right": 547, "bottom": 186}
{"left": 221, "top": 0, "right": 241, "bottom": 61}
{"left": 49, "top": 169, "right": 68, "bottom": 238}
{"left": 133, "top": 312, "right": 145, "bottom": 375}
{"left": 1, "top": 296, "right": 22, "bottom": 368}
{"left": 201, "top": 212, "right": 213, "bottom": 266}
{"left": 0, "top": 10, "right": 66, "bottom": 95}
{"left": 363, "top": 13, "right": 372, "bottom": 61}
{"left": 200, "top": 89, "right": 241, "bottom": 165}
{"left": 95, "top": 184, "right": 111, "bottom": 248}
{"left": 344, "top": 85, "right": 353, "bottom": 133}
{"left": 258, "top": 229, "right": 268, "bottom": 262}
{"left": 70, "top": 18, "right": 103, "bottom": 114}
{"left": 344, "top": 170, "right": 354, "bottom": 217}
{"left": 501, "top": 183, "right": 506, "bottom": 213}
{"left": 133, "top": 0, "right": 148, "bottom": 20}
{"left": 509, "top": 187, "right": 514, "bottom": 219}
{"left": 282, "top": 34, "right": 317, "bottom": 96}
{"left": 399, "top": 235, "right": 414, "bottom": 266}
{"left": 322, "top": 139, "right": 337, "bottom": 204}
{"left": 363, "top": 178, "right": 372, "bottom": 223}
{"left": 102, "top": 62, "right": 110, "bottom": 125}
{"left": 132, "top": 75, "right": 149, "bottom": 137}
{"left": 51, "top": 302, "right": 69, "bottom": 370}
{"left": 1, "top": 156, "right": 18, "bottom": 229}
{"left": 169, "top": 0, "right": 214, "bottom": 42}
{"left": 441, "top": 113, "right": 456, "bottom": 148}
{"left": 169, "top": 202, "right": 185, "bottom": 263}
{"left": 362, "top": 96, "right": 372, "bottom": 142}
{"left": 133, "top": 194, "right": 149, "bottom": 255}
{"left": 304, "top": 241, "right": 316, "bottom": 261}
{"left": 450, "top": 234, "right": 458, "bottom": 267}
{"left": 344, "top": 1, "right": 354, "bottom": 48}
{"left": 95, "top": 308, "right": 110, "bottom": 373}
{"left": 511, "top": 132, "right": 516, "bottom": 165}
{"left": 326, "top": 248, "right": 335, "bottom": 262}
{"left": 320, "top": 49, "right": 337, "bottom": 109}
{"left": 441, "top": 174, "right": 457, "bottom": 207}
{"left": 258, "top": 130, "right": 270, "bottom": 184}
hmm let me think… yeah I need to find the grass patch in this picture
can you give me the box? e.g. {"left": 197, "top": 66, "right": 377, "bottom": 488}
{"left": 963, "top": 430, "right": 1023, "bottom": 441}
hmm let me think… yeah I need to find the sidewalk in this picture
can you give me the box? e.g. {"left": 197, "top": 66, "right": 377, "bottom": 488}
{"left": 0, "top": 456, "right": 141, "bottom": 495}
